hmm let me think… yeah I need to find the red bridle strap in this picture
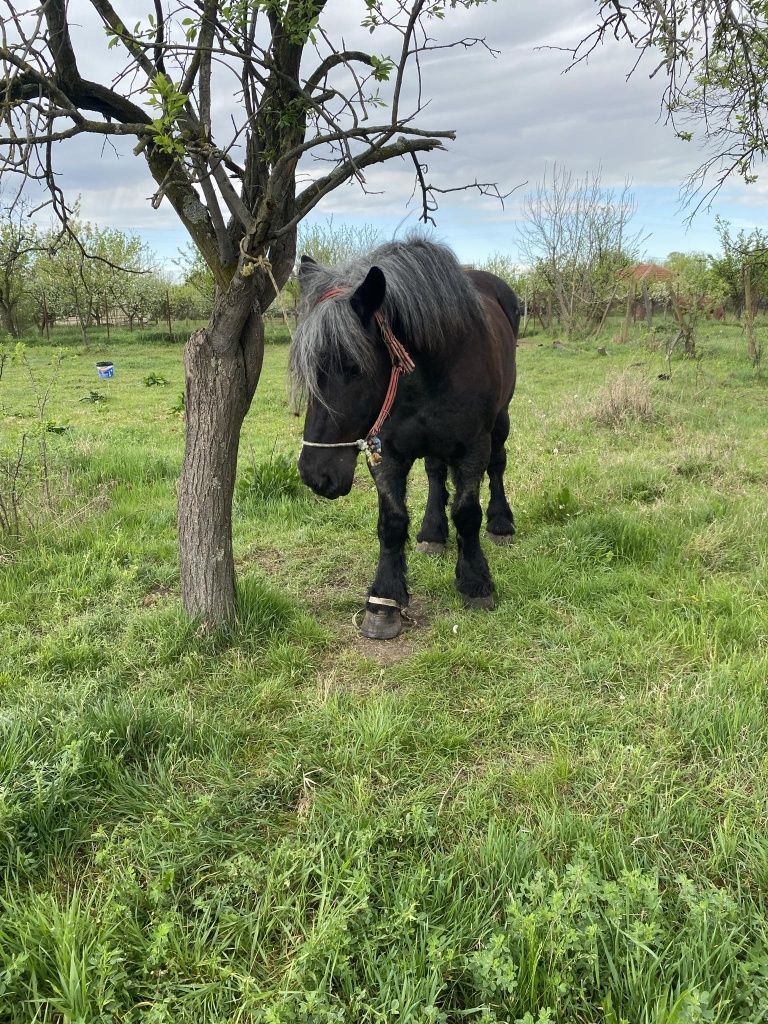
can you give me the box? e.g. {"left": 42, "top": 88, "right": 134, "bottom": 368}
{"left": 316, "top": 286, "right": 348, "bottom": 303}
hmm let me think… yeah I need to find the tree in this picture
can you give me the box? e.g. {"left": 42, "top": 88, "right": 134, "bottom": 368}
{"left": 713, "top": 217, "right": 768, "bottom": 366}
{"left": 105, "top": 235, "right": 163, "bottom": 331}
{"left": 475, "top": 253, "right": 532, "bottom": 331}
{"left": 517, "top": 166, "right": 642, "bottom": 341}
{"left": 0, "top": 0, "right": 502, "bottom": 625}
{"left": 665, "top": 251, "right": 728, "bottom": 357}
{"left": 297, "top": 219, "right": 382, "bottom": 268}
{"left": 176, "top": 243, "right": 215, "bottom": 314}
{"left": 0, "top": 202, "right": 37, "bottom": 337}
{"left": 280, "top": 218, "right": 383, "bottom": 307}
{"left": 578, "top": 4, "right": 768, "bottom": 206}
{"left": 34, "top": 222, "right": 114, "bottom": 342}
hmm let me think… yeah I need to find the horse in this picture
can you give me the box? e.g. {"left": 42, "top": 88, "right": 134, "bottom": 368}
{"left": 291, "top": 237, "right": 519, "bottom": 640}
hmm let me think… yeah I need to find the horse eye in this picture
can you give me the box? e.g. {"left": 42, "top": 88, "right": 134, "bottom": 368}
{"left": 341, "top": 361, "right": 362, "bottom": 381}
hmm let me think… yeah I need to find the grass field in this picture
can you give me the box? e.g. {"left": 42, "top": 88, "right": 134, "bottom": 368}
{"left": 1, "top": 318, "right": 767, "bottom": 1023}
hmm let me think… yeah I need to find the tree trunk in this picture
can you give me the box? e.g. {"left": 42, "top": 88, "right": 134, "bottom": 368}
{"left": 621, "top": 282, "right": 635, "bottom": 342}
{"left": 642, "top": 281, "right": 652, "bottom": 327}
{"left": 166, "top": 289, "right": 175, "bottom": 342}
{"left": 744, "top": 264, "right": 758, "bottom": 365}
{"left": 177, "top": 275, "right": 263, "bottom": 625}
{"left": 0, "top": 299, "right": 19, "bottom": 337}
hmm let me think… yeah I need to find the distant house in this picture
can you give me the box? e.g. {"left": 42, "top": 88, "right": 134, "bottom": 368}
{"left": 623, "top": 263, "right": 674, "bottom": 323}
{"left": 625, "top": 263, "right": 673, "bottom": 286}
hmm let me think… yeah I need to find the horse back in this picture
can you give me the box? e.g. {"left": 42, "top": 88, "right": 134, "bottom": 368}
{"left": 466, "top": 269, "right": 521, "bottom": 339}
{"left": 465, "top": 269, "right": 518, "bottom": 407}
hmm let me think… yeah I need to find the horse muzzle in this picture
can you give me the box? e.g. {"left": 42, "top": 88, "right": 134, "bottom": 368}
{"left": 298, "top": 448, "right": 356, "bottom": 499}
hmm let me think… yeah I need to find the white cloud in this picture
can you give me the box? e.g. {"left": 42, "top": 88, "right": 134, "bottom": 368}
{"left": 33, "top": 0, "right": 767, "bottom": 264}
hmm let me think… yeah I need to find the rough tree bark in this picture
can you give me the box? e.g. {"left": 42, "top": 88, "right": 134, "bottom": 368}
{"left": 744, "top": 264, "right": 758, "bottom": 365}
{"left": 177, "top": 274, "right": 265, "bottom": 623}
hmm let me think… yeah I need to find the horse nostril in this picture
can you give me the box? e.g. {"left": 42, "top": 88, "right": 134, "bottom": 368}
{"left": 300, "top": 465, "right": 335, "bottom": 497}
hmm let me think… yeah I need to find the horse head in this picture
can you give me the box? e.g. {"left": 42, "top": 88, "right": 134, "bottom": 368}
{"left": 292, "top": 257, "right": 390, "bottom": 499}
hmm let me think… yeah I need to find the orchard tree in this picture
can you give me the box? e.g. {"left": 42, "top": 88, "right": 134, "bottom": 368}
{"left": 282, "top": 218, "right": 383, "bottom": 306}
{"left": 176, "top": 242, "right": 215, "bottom": 313}
{"left": 0, "top": 0, "right": 504, "bottom": 625}
{"left": 665, "top": 251, "right": 728, "bottom": 356}
{"left": 37, "top": 222, "right": 110, "bottom": 341}
{"left": 297, "top": 219, "right": 383, "bottom": 268}
{"left": 0, "top": 201, "right": 38, "bottom": 337}
{"left": 517, "top": 166, "right": 643, "bottom": 340}
{"left": 105, "top": 235, "right": 163, "bottom": 330}
{"left": 713, "top": 217, "right": 768, "bottom": 366}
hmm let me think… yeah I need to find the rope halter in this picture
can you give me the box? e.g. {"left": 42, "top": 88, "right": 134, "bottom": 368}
{"left": 300, "top": 286, "right": 416, "bottom": 467}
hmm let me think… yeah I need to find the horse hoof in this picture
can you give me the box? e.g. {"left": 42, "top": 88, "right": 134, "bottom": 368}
{"left": 486, "top": 531, "right": 514, "bottom": 547}
{"left": 463, "top": 593, "right": 496, "bottom": 611}
{"left": 415, "top": 541, "right": 446, "bottom": 556}
{"left": 360, "top": 608, "right": 403, "bottom": 640}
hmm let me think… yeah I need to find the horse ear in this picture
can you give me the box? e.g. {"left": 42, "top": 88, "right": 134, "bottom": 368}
{"left": 350, "top": 266, "right": 386, "bottom": 326}
{"left": 298, "top": 254, "right": 319, "bottom": 284}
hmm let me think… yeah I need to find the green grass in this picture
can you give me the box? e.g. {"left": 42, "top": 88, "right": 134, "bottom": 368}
{"left": 1, "top": 318, "right": 767, "bottom": 1023}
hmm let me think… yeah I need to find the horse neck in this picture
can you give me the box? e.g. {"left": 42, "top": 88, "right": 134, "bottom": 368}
{"left": 388, "top": 311, "right": 455, "bottom": 377}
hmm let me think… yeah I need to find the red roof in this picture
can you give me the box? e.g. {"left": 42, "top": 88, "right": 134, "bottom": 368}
{"left": 624, "top": 263, "right": 673, "bottom": 283}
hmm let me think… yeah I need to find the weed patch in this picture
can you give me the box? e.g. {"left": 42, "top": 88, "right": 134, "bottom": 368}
{"left": 590, "top": 370, "right": 655, "bottom": 427}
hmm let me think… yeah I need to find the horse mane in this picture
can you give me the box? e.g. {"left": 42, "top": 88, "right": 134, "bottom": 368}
{"left": 290, "top": 235, "right": 485, "bottom": 405}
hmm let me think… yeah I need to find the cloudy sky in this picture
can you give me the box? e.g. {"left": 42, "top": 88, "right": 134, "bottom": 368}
{"left": 50, "top": 1, "right": 767, "bottom": 269}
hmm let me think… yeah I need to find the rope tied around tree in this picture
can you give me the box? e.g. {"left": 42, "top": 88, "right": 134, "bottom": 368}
{"left": 238, "top": 239, "right": 293, "bottom": 339}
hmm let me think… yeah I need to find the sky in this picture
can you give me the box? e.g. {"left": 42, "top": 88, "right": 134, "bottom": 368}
{"left": 38, "top": 0, "right": 768, "bottom": 271}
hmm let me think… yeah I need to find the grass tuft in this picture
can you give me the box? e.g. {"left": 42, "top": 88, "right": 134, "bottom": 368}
{"left": 590, "top": 370, "right": 655, "bottom": 427}
{"left": 236, "top": 450, "right": 307, "bottom": 506}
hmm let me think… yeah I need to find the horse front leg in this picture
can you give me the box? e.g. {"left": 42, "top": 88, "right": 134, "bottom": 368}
{"left": 361, "top": 456, "right": 413, "bottom": 640}
{"left": 451, "top": 438, "right": 495, "bottom": 610}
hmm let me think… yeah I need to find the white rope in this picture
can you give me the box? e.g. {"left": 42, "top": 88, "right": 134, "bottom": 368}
{"left": 301, "top": 438, "right": 366, "bottom": 450}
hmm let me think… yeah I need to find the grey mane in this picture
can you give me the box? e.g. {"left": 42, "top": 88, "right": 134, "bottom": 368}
{"left": 289, "top": 235, "right": 485, "bottom": 406}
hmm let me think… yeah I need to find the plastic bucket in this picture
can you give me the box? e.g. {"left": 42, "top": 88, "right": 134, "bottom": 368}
{"left": 96, "top": 361, "right": 114, "bottom": 380}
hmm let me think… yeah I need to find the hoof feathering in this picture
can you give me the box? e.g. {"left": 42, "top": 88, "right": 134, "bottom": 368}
{"left": 415, "top": 540, "right": 446, "bottom": 556}
{"left": 360, "top": 608, "right": 403, "bottom": 640}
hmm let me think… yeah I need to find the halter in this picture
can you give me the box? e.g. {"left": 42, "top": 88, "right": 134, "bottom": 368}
{"left": 300, "top": 286, "right": 416, "bottom": 467}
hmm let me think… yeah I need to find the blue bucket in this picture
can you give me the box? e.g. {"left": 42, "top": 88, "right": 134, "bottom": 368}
{"left": 96, "top": 361, "right": 114, "bottom": 380}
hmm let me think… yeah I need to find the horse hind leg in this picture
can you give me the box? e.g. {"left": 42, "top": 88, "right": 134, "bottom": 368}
{"left": 451, "top": 443, "right": 495, "bottom": 610}
{"left": 486, "top": 409, "right": 515, "bottom": 546}
{"left": 416, "top": 457, "right": 449, "bottom": 555}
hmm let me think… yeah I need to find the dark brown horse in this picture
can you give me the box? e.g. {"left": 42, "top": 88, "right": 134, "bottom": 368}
{"left": 291, "top": 237, "right": 519, "bottom": 639}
